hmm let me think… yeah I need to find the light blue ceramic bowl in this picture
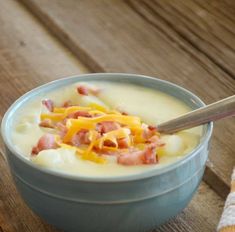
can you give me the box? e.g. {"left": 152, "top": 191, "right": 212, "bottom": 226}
{"left": 1, "top": 73, "right": 213, "bottom": 232}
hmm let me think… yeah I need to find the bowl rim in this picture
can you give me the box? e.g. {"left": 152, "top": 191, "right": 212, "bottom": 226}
{"left": 1, "top": 73, "right": 213, "bottom": 183}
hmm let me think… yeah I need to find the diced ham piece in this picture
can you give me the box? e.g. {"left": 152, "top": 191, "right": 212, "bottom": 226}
{"left": 121, "top": 111, "right": 128, "bottom": 116}
{"left": 31, "top": 134, "right": 58, "bottom": 155}
{"left": 42, "top": 99, "right": 54, "bottom": 112}
{"left": 143, "top": 125, "right": 157, "bottom": 140}
{"left": 117, "top": 137, "right": 129, "bottom": 149}
{"left": 147, "top": 135, "right": 165, "bottom": 147}
{"left": 71, "top": 129, "right": 90, "bottom": 146}
{"left": 77, "top": 85, "right": 89, "bottom": 95}
{"left": 96, "top": 121, "right": 121, "bottom": 134}
{"left": 148, "top": 125, "right": 157, "bottom": 132}
{"left": 144, "top": 144, "right": 158, "bottom": 164}
{"left": 117, "top": 150, "right": 145, "bottom": 165}
{"left": 62, "top": 100, "right": 73, "bottom": 108}
{"left": 103, "top": 140, "right": 116, "bottom": 147}
{"left": 77, "top": 85, "right": 100, "bottom": 96}
{"left": 67, "top": 111, "right": 91, "bottom": 119}
{"left": 116, "top": 107, "right": 128, "bottom": 116}
{"left": 56, "top": 122, "right": 68, "bottom": 137}
{"left": 39, "top": 119, "right": 54, "bottom": 128}
{"left": 117, "top": 144, "right": 158, "bottom": 165}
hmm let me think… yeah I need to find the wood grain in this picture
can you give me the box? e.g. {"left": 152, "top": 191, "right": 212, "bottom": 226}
{"left": 139, "top": 0, "right": 235, "bottom": 78}
{"left": 19, "top": 0, "right": 235, "bottom": 198}
{"left": 0, "top": 0, "right": 87, "bottom": 120}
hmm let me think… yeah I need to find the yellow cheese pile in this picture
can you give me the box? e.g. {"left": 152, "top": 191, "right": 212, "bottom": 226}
{"left": 40, "top": 103, "right": 159, "bottom": 164}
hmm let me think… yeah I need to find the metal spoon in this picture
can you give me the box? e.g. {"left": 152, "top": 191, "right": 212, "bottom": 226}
{"left": 157, "top": 95, "right": 235, "bottom": 134}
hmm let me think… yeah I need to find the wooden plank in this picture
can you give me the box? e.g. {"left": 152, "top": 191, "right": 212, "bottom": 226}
{"left": 0, "top": 0, "right": 87, "bottom": 120}
{"left": 140, "top": 0, "right": 235, "bottom": 78}
{"left": 19, "top": 0, "right": 235, "bottom": 197}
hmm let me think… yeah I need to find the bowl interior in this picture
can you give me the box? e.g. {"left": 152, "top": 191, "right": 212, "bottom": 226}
{"left": 1, "top": 73, "right": 213, "bottom": 182}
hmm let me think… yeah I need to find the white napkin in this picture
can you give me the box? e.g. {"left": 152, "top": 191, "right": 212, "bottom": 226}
{"left": 217, "top": 168, "right": 235, "bottom": 232}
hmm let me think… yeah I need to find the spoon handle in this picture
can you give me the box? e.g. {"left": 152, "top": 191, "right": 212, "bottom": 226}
{"left": 157, "top": 95, "right": 235, "bottom": 134}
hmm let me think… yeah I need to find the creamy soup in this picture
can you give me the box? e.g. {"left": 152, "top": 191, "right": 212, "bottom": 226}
{"left": 12, "top": 82, "right": 202, "bottom": 177}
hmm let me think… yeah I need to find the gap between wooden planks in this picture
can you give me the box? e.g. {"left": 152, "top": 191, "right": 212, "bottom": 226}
{"left": 0, "top": 0, "right": 226, "bottom": 231}
{"left": 19, "top": 0, "right": 235, "bottom": 198}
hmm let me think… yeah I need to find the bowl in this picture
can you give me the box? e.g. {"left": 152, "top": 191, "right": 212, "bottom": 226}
{"left": 1, "top": 73, "right": 213, "bottom": 232}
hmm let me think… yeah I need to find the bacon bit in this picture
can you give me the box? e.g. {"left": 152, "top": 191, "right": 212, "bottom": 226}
{"left": 77, "top": 85, "right": 89, "bottom": 95}
{"left": 56, "top": 122, "right": 68, "bottom": 137}
{"left": 31, "top": 134, "right": 58, "bottom": 155}
{"left": 121, "top": 111, "right": 128, "bottom": 116}
{"left": 143, "top": 125, "right": 157, "bottom": 140}
{"left": 42, "top": 99, "right": 54, "bottom": 112}
{"left": 148, "top": 125, "right": 157, "bottom": 131}
{"left": 67, "top": 111, "right": 92, "bottom": 119}
{"left": 62, "top": 100, "right": 73, "bottom": 108}
{"left": 39, "top": 119, "right": 54, "bottom": 128}
{"left": 117, "top": 150, "right": 144, "bottom": 165}
{"left": 117, "top": 144, "right": 157, "bottom": 165}
{"left": 77, "top": 85, "right": 100, "bottom": 96}
{"left": 117, "top": 138, "right": 129, "bottom": 149}
{"left": 31, "top": 146, "right": 39, "bottom": 156}
{"left": 146, "top": 135, "right": 165, "bottom": 148}
{"left": 96, "top": 121, "right": 121, "bottom": 134}
{"left": 71, "top": 129, "right": 90, "bottom": 146}
{"left": 144, "top": 144, "right": 158, "bottom": 164}
{"left": 103, "top": 140, "right": 116, "bottom": 147}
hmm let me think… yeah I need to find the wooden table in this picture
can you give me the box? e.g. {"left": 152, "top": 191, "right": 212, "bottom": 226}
{"left": 0, "top": 0, "right": 234, "bottom": 231}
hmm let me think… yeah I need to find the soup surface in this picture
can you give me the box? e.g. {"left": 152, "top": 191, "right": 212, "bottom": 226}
{"left": 12, "top": 82, "right": 202, "bottom": 177}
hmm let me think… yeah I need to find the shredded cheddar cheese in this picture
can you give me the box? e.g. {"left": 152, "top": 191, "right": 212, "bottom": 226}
{"left": 62, "top": 114, "right": 141, "bottom": 143}
{"left": 95, "top": 128, "right": 131, "bottom": 149}
{"left": 87, "top": 103, "right": 107, "bottom": 112}
{"left": 41, "top": 106, "right": 92, "bottom": 122}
